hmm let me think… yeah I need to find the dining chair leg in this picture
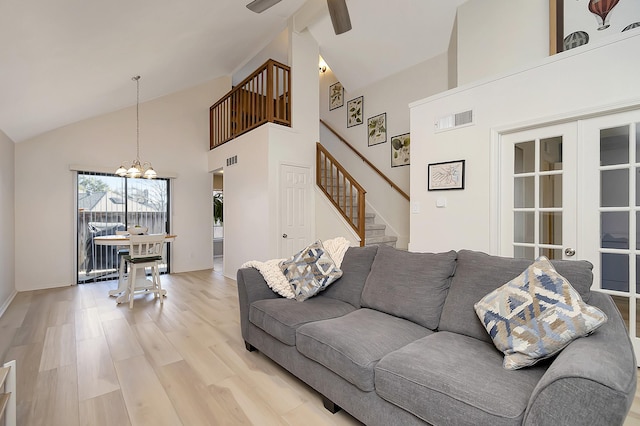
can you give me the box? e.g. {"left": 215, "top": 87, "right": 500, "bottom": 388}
{"left": 155, "top": 263, "right": 164, "bottom": 304}
{"left": 128, "top": 265, "right": 137, "bottom": 309}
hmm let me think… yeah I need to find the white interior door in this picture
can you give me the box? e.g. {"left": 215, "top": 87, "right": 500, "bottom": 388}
{"left": 579, "top": 110, "right": 640, "bottom": 359}
{"left": 499, "top": 123, "right": 578, "bottom": 260}
{"left": 280, "top": 164, "right": 311, "bottom": 256}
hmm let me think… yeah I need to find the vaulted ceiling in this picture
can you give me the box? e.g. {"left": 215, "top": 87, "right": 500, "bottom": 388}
{"left": 0, "top": 0, "right": 465, "bottom": 143}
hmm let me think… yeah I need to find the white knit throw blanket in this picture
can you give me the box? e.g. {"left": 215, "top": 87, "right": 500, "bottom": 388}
{"left": 240, "top": 236, "right": 351, "bottom": 299}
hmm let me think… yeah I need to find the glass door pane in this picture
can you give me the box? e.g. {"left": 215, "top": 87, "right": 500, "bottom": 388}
{"left": 511, "top": 135, "right": 566, "bottom": 259}
{"left": 501, "top": 122, "right": 576, "bottom": 261}
{"left": 77, "top": 172, "right": 170, "bottom": 283}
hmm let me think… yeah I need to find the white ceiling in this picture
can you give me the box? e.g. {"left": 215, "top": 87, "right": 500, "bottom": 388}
{"left": 0, "top": 0, "right": 465, "bottom": 143}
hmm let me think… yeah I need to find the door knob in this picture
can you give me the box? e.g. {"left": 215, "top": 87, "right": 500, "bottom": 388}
{"left": 282, "top": 234, "right": 288, "bottom": 238}
{"left": 564, "top": 248, "right": 576, "bottom": 257}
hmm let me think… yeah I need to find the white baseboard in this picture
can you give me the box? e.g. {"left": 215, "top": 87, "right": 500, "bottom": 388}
{"left": 0, "top": 289, "right": 18, "bottom": 319}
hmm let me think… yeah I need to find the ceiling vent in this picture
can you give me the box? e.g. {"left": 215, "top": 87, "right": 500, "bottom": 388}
{"left": 434, "top": 109, "right": 474, "bottom": 132}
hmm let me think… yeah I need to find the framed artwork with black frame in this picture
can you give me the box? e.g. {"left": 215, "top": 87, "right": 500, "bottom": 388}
{"left": 347, "top": 96, "right": 363, "bottom": 127}
{"left": 428, "top": 160, "right": 465, "bottom": 190}
{"left": 367, "top": 112, "right": 387, "bottom": 146}
{"left": 390, "top": 133, "right": 410, "bottom": 167}
{"left": 329, "top": 82, "right": 344, "bottom": 110}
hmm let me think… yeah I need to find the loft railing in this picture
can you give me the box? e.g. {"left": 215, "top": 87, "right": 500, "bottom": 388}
{"left": 210, "top": 59, "right": 291, "bottom": 149}
{"left": 317, "top": 143, "right": 366, "bottom": 246}
{"left": 320, "top": 119, "right": 409, "bottom": 201}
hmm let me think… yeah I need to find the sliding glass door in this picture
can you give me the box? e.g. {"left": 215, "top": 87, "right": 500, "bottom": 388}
{"left": 77, "top": 172, "right": 170, "bottom": 283}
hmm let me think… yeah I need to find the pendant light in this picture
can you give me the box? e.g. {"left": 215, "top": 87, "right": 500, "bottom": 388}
{"left": 115, "top": 76, "right": 157, "bottom": 179}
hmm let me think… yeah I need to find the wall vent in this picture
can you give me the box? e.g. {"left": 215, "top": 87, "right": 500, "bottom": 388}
{"left": 434, "top": 109, "right": 474, "bottom": 132}
{"left": 226, "top": 155, "right": 238, "bottom": 166}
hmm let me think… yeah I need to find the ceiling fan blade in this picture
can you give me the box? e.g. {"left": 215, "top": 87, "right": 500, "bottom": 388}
{"left": 246, "top": 0, "right": 282, "bottom": 13}
{"left": 327, "top": 0, "right": 352, "bottom": 34}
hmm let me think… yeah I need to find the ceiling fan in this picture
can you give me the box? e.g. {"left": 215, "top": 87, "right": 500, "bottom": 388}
{"left": 246, "top": 0, "right": 352, "bottom": 35}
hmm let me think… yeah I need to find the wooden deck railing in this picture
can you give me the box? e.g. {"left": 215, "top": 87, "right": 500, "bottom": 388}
{"left": 321, "top": 119, "right": 409, "bottom": 201}
{"left": 317, "top": 143, "right": 366, "bottom": 246}
{"left": 210, "top": 59, "right": 291, "bottom": 149}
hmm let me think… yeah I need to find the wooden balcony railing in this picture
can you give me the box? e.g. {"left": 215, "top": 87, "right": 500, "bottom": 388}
{"left": 210, "top": 59, "right": 291, "bottom": 149}
{"left": 317, "top": 143, "right": 366, "bottom": 246}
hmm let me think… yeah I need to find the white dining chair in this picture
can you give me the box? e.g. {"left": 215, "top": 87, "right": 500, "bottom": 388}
{"left": 115, "top": 230, "right": 130, "bottom": 290}
{"left": 121, "top": 233, "right": 166, "bottom": 308}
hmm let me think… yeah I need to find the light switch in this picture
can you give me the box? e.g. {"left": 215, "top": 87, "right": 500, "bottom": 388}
{"left": 411, "top": 201, "right": 420, "bottom": 214}
{"left": 436, "top": 197, "right": 447, "bottom": 208}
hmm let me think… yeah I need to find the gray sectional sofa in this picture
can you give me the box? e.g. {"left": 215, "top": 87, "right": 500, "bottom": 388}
{"left": 236, "top": 244, "right": 637, "bottom": 425}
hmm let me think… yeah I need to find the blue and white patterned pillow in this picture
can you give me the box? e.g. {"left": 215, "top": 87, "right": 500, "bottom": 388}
{"left": 474, "top": 256, "right": 607, "bottom": 370}
{"left": 280, "top": 240, "right": 343, "bottom": 301}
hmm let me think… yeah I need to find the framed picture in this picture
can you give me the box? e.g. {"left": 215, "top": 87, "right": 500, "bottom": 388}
{"left": 347, "top": 96, "right": 363, "bottom": 127}
{"left": 550, "top": 0, "right": 640, "bottom": 54}
{"left": 391, "top": 133, "right": 410, "bottom": 167}
{"left": 428, "top": 160, "right": 465, "bottom": 191}
{"left": 367, "top": 113, "right": 387, "bottom": 146}
{"left": 329, "top": 82, "right": 344, "bottom": 110}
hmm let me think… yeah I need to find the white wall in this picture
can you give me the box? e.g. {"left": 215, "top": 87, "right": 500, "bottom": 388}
{"left": 409, "top": 31, "right": 640, "bottom": 254}
{"left": 0, "top": 129, "right": 16, "bottom": 313}
{"left": 318, "top": 54, "right": 449, "bottom": 249}
{"left": 14, "top": 76, "right": 230, "bottom": 291}
{"left": 208, "top": 28, "right": 320, "bottom": 278}
{"left": 233, "top": 28, "right": 290, "bottom": 85}
{"left": 456, "top": 0, "right": 548, "bottom": 85}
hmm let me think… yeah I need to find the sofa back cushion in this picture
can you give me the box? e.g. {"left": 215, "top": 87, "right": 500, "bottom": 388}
{"left": 322, "top": 245, "right": 379, "bottom": 308}
{"left": 439, "top": 250, "right": 594, "bottom": 343}
{"left": 360, "top": 245, "right": 457, "bottom": 330}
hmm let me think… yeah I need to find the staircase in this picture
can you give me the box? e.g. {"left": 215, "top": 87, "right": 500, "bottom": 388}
{"left": 317, "top": 143, "right": 399, "bottom": 247}
{"left": 365, "top": 212, "right": 397, "bottom": 248}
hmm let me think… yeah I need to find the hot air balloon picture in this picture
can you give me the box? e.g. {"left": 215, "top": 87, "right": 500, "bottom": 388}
{"left": 553, "top": 0, "right": 640, "bottom": 53}
{"left": 589, "top": 0, "right": 620, "bottom": 30}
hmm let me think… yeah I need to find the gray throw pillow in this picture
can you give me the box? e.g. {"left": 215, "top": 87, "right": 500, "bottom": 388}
{"left": 360, "top": 245, "right": 457, "bottom": 330}
{"left": 280, "top": 240, "right": 343, "bottom": 301}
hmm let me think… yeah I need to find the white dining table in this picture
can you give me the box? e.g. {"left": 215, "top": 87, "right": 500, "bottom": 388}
{"left": 94, "top": 234, "right": 176, "bottom": 302}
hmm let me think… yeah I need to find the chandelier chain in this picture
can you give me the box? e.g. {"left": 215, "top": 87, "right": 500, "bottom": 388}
{"left": 133, "top": 75, "right": 141, "bottom": 160}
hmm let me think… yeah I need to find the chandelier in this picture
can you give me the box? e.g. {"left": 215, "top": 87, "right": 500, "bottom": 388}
{"left": 115, "top": 76, "right": 157, "bottom": 179}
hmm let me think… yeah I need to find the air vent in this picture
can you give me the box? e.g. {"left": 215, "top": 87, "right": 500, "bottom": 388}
{"left": 226, "top": 155, "right": 238, "bottom": 166}
{"left": 434, "top": 109, "right": 474, "bottom": 132}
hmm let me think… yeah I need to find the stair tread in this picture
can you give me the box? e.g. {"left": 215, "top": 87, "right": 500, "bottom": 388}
{"left": 366, "top": 235, "right": 398, "bottom": 244}
{"left": 365, "top": 223, "right": 386, "bottom": 230}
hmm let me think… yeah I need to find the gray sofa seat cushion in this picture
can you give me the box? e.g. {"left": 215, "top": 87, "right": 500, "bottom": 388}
{"left": 321, "top": 245, "right": 378, "bottom": 307}
{"left": 360, "top": 245, "right": 457, "bottom": 330}
{"left": 296, "top": 308, "right": 432, "bottom": 392}
{"left": 249, "top": 297, "right": 356, "bottom": 346}
{"left": 439, "top": 250, "right": 594, "bottom": 343}
{"left": 375, "top": 331, "right": 547, "bottom": 426}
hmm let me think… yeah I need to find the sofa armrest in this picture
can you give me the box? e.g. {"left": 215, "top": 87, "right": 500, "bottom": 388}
{"left": 524, "top": 292, "right": 637, "bottom": 426}
{"left": 236, "top": 267, "right": 280, "bottom": 341}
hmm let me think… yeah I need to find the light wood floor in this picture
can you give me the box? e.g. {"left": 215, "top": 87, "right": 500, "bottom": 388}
{"left": 0, "top": 269, "right": 360, "bottom": 425}
{"left": 1, "top": 269, "right": 639, "bottom": 426}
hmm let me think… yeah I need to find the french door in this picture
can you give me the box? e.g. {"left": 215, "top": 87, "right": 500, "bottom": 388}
{"left": 77, "top": 172, "right": 170, "bottom": 283}
{"left": 579, "top": 110, "right": 640, "bottom": 357}
{"left": 500, "top": 122, "right": 578, "bottom": 260}
{"left": 499, "top": 109, "right": 640, "bottom": 362}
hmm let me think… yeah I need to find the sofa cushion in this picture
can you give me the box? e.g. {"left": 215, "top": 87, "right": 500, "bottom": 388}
{"left": 360, "top": 245, "right": 457, "bottom": 330}
{"left": 474, "top": 256, "right": 607, "bottom": 370}
{"left": 321, "top": 245, "right": 378, "bottom": 308}
{"left": 439, "top": 250, "right": 594, "bottom": 343}
{"left": 249, "top": 297, "right": 356, "bottom": 346}
{"left": 375, "top": 331, "right": 547, "bottom": 426}
{"left": 280, "top": 240, "right": 343, "bottom": 301}
{"left": 296, "top": 308, "right": 431, "bottom": 391}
